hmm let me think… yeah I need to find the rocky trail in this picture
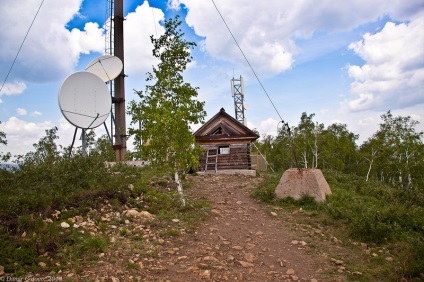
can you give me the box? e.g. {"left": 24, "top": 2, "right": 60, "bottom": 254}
{"left": 146, "top": 174, "right": 326, "bottom": 282}
{"left": 59, "top": 174, "right": 347, "bottom": 281}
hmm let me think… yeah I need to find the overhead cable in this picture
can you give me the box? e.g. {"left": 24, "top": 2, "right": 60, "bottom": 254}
{"left": 0, "top": 0, "right": 45, "bottom": 94}
{"left": 211, "top": 0, "right": 283, "bottom": 122}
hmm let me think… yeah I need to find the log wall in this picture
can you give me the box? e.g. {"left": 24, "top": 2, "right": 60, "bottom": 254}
{"left": 199, "top": 144, "right": 252, "bottom": 171}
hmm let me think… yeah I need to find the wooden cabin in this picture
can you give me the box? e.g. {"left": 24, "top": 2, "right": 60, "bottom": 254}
{"left": 194, "top": 108, "right": 259, "bottom": 172}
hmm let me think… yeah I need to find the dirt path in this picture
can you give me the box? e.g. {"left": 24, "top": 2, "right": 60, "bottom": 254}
{"left": 144, "top": 174, "right": 326, "bottom": 281}
{"left": 72, "top": 174, "right": 337, "bottom": 281}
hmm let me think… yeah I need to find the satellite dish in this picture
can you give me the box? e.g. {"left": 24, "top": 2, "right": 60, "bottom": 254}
{"left": 58, "top": 71, "right": 111, "bottom": 129}
{"left": 85, "top": 55, "right": 123, "bottom": 82}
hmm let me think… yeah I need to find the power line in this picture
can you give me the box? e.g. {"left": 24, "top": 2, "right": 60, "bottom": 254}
{"left": 210, "top": 0, "right": 283, "bottom": 122}
{"left": 0, "top": 0, "right": 45, "bottom": 94}
{"left": 211, "top": 0, "right": 300, "bottom": 169}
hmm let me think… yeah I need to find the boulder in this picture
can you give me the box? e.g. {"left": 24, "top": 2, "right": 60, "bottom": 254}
{"left": 275, "top": 168, "right": 331, "bottom": 202}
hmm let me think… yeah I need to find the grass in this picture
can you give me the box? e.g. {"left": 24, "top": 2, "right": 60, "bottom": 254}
{"left": 251, "top": 170, "right": 424, "bottom": 280}
{"left": 0, "top": 154, "right": 210, "bottom": 275}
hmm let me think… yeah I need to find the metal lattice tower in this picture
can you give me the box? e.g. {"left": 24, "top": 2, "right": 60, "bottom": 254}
{"left": 231, "top": 76, "right": 246, "bottom": 125}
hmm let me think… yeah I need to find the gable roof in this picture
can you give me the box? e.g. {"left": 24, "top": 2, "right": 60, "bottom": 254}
{"left": 194, "top": 108, "right": 259, "bottom": 142}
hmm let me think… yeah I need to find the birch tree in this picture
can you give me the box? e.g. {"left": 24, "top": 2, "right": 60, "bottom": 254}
{"left": 128, "top": 16, "right": 206, "bottom": 205}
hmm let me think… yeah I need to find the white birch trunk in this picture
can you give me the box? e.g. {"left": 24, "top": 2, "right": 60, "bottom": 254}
{"left": 174, "top": 171, "right": 186, "bottom": 206}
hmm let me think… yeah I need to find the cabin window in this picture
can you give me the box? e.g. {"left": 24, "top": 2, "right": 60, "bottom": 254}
{"left": 219, "top": 146, "right": 230, "bottom": 155}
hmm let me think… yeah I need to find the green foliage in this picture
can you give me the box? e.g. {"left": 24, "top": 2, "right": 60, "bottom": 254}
{"left": 256, "top": 111, "right": 423, "bottom": 190}
{"left": 128, "top": 16, "right": 206, "bottom": 176}
{"left": 0, "top": 120, "right": 11, "bottom": 162}
{"left": 360, "top": 111, "right": 424, "bottom": 189}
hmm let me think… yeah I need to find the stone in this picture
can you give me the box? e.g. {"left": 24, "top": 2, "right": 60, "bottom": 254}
{"left": 124, "top": 209, "right": 140, "bottom": 217}
{"left": 352, "top": 271, "right": 363, "bottom": 275}
{"left": 385, "top": 257, "right": 394, "bottom": 262}
{"left": 311, "top": 279, "right": 318, "bottom": 282}
{"left": 286, "top": 268, "right": 295, "bottom": 275}
{"left": 291, "top": 240, "right": 299, "bottom": 245}
{"left": 0, "top": 265, "right": 4, "bottom": 276}
{"left": 239, "top": 261, "right": 254, "bottom": 268}
{"left": 172, "top": 219, "right": 180, "bottom": 223}
{"left": 38, "top": 262, "right": 46, "bottom": 267}
{"left": 232, "top": 245, "right": 243, "bottom": 250}
{"left": 244, "top": 253, "right": 257, "bottom": 262}
{"left": 199, "top": 270, "right": 211, "bottom": 279}
{"left": 330, "top": 258, "right": 344, "bottom": 265}
{"left": 139, "top": 211, "right": 154, "bottom": 218}
{"left": 60, "top": 222, "right": 70, "bottom": 229}
{"left": 275, "top": 168, "right": 331, "bottom": 202}
{"left": 111, "top": 277, "right": 120, "bottom": 282}
{"left": 128, "top": 184, "right": 134, "bottom": 191}
{"left": 270, "top": 212, "right": 278, "bottom": 216}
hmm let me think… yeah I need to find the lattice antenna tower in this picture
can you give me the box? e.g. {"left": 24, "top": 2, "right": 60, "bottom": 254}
{"left": 231, "top": 75, "right": 246, "bottom": 125}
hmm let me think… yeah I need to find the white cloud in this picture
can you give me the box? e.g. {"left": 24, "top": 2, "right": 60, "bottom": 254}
{"left": 0, "top": 82, "right": 27, "bottom": 103}
{"left": 32, "top": 111, "right": 42, "bottom": 116}
{"left": 169, "top": 0, "right": 423, "bottom": 76}
{"left": 70, "top": 22, "right": 104, "bottom": 55}
{"left": 0, "top": 117, "right": 54, "bottom": 156}
{"left": 343, "top": 16, "right": 424, "bottom": 112}
{"left": 254, "top": 118, "right": 279, "bottom": 136}
{"left": 16, "top": 108, "right": 27, "bottom": 116}
{"left": 124, "top": 1, "right": 165, "bottom": 76}
{"left": 0, "top": 0, "right": 102, "bottom": 85}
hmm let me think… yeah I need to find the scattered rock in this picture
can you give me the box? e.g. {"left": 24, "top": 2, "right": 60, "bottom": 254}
{"left": 38, "top": 262, "right": 46, "bottom": 267}
{"left": 111, "top": 277, "right": 120, "bottom": 282}
{"left": 244, "top": 253, "right": 257, "bottom": 262}
{"left": 124, "top": 209, "right": 140, "bottom": 217}
{"left": 211, "top": 209, "right": 224, "bottom": 217}
{"left": 291, "top": 240, "right": 299, "bottom": 245}
{"left": 199, "top": 270, "right": 211, "bottom": 279}
{"left": 291, "top": 275, "right": 299, "bottom": 281}
{"left": 352, "top": 271, "right": 363, "bottom": 275}
{"left": 128, "top": 184, "right": 134, "bottom": 191}
{"left": 172, "top": 219, "right": 180, "bottom": 223}
{"left": 0, "top": 265, "right": 4, "bottom": 276}
{"left": 372, "top": 253, "right": 378, "bottom": 257}
{"left": 330, "top": 258, "right": 344, "bottom": 265}
{"left": 239, "top": 261, "right": 254, "bottom": 268}
{"left": 232, "top": 245, "right": 243, "bottom": 250}
{"left": 60, "top": 222, "right": 70, "bottom": 229}
{"left": 311, "top": 279, "right": 318, "bottom": 282}
{"left": 270, "top": 212, "right": 277, "bottom": 216}
{"left": 286, "top": 268, "right": 295, "bottom": 275}
{"left": 21, "top": 232, "right": 26, "bottom": 238}
{"left": 385, "top": 257, "right": 394, "bottom": 262}
{"left": 236, "top": 201, "right": 243, "bottom": 205}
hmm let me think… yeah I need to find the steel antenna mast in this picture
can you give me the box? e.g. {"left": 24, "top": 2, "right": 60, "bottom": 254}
{"left": 106, "top": 0, "right": 127, "bottom": 161}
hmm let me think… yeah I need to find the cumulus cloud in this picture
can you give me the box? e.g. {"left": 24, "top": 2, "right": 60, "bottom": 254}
{"left": 343, "top": 16, "right": 424, "bottom": 112}
{"left": 256, "top": 118, "right": 279, "bottom": 136}
{"left": 168, "top": 0, "right": 423, "bottom": 76}
{"left": 124, "top": 1, "right": 165, "bottom": 76}
{"left": 0, "top": 82, "right": 27, "bottom": 103}
{"left": 0, "top": 0, "right": 102, "bottom": 85}
{"left": 16, "top": 108, "right": 27, "bottom": 116}
{"left": 0, "top": 117, "right": 55, "bottom": 156}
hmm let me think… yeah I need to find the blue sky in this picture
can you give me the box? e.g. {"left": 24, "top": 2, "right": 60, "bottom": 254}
{"left": 1, "top": 0, "right": 423, "bottom": 157}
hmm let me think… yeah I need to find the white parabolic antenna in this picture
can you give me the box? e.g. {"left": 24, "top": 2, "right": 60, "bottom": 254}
{"left": 58, "top": 71, "right": 111, "bottom": 129}
{"left": 85, "top": 55, "right": 123, "bottom": 82}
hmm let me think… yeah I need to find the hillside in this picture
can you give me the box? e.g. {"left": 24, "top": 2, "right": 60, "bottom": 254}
{"left": 2, "top": 172, "right": 417, "bottom": 281}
